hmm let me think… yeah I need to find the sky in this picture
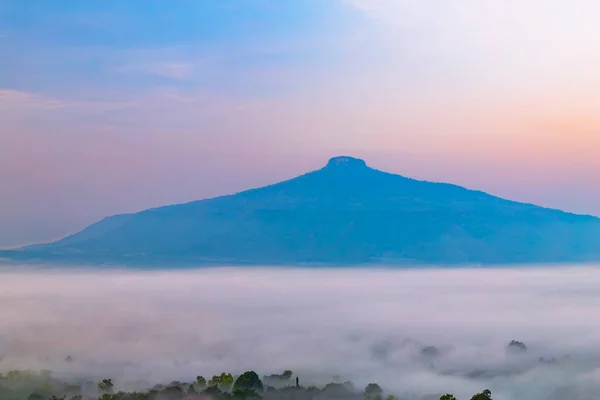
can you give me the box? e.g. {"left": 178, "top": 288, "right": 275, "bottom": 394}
{"left": 1, "top": 0, "right": 600, "bottom": 248}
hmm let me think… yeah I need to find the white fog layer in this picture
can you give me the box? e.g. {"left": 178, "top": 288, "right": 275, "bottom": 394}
{"left": 2, "top": 266, "right": 600, "bottom": 400}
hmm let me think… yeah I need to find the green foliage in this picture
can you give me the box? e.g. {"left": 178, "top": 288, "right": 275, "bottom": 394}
{"left": 187, "top": 383, "right": 197, "bottom": 394}
{"left": 233, "top": 371, "right": 264, "bottom": 393}
{"left": 205, "top": 385, "right": 223, "bottom": 395}
{"left": 0, "top": 367, "right": 496, "bottom": 400}
{"left": 161, "top": 385, "right": 184, "bottom": 399}
{"left": 263, "top": 370, "right": 294, "bottom": 386}
{"left": 220, "top": 373, "right": 235, "bottom": 391}
{"left": 209, "top": 375, "right": 221, "bottom": 388}
{"left": 233, "top": 387, "right": 261, "bottom": 399}
{"left": 100, "top": 391, "right": 149, "bottom": 400}
{"left": 208, "top": 372, "right": 234, "bottom": 391}
{"left": 195, "top": 375, "right": 207, "bottom": 389}
{"left": 98, "top": 378, "right": 114, "bottom": 395}
{"left": 440, "top": 394, "right": 458, "bottom": 400}
{"left": 470, "top": 389, "right": 493, "bottom": 400}
{"left": 365, "top": 383, "right": 383, "bottom": 396}
{"left": 322, "top": 382, "right": 354, "bottom": 397}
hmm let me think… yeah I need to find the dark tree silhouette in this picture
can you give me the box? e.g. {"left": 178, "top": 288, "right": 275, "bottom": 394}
{"left": 365, "top": 383, "right": 383, "bottom": 396}
{"left": 98, "top": 378, "right": 114, "bottom": 395}
{"left": 0, "top": 366, "right": 506, "bottom": 400}
{"left": 234, "top": 371, "right": 264, "bottom": 393}
{"left": 507, "top": 340, "right": 527, "bottom": 354}
{"left": 440, "top": 395, "right": 457, "bottom": 400}
{"left": 471, "top": 389, "right": 493, "bottom": 400}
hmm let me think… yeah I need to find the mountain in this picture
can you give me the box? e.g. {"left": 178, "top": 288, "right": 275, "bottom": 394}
{"left": 3, "top": 156, "right": 600, "bottom": 266}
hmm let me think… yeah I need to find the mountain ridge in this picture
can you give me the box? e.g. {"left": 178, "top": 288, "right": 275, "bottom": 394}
{"left": 2, "top": 156, "right": 600, "bottom": 266}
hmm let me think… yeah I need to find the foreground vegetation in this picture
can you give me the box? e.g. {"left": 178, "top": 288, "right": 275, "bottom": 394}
{"left": 0, "top": 368, "right": 494, "bottom": 400}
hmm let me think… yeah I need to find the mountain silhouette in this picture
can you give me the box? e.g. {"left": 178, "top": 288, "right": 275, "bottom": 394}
{"left": 3, "top": 156, "right": 600, "bottom": 266}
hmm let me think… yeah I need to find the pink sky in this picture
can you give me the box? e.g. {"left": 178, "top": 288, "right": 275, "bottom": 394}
{"left": 1, "top": 1, "right": 599, "bottom": 247}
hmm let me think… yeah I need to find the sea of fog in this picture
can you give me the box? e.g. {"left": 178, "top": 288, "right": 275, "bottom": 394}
{"left": 2, "top": 265, "right": 600, "bottom": 400}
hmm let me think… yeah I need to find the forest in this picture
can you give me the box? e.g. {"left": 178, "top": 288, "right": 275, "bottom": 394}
{"left": 0, "top": 368, "right": 493, "bottom": 400}
{"left": 0, "top": 340, "right": 542, "bottom": 400}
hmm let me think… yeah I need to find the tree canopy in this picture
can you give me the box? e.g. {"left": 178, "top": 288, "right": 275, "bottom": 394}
{"left": 0, "top": 367, "right": 495, "bottom": 400}
{"left": 234, "top": 371, "right": 264, "bottom": 393}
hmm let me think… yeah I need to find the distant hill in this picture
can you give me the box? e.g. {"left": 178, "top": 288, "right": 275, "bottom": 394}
{"left": 2, "top": 156, "right": 600, "bottom": 266}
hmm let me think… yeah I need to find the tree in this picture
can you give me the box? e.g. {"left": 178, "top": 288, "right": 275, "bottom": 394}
{"left": 207, "top": 373, "right": 234, "bottom": 391}
{"left": 471, "top": 389, "right": 492, "bottom": 400}
{"left": 233, "top": 388, "right": 261, "bottom": 399}
{"left": 204, "top": 385, "right": 224, "bottom": 398}
{"left": 234, "top": 371, "right": 264, "bottom": 393}
{"left": 188, "top": 383, "right": 197, "bottom": 394}
{"left": 160, "top": 385, "right": 183, "bottom": 400}
{"left": 98, "top": 378, "right": 114, "bottom": 395}
{"left": 507, "top": 340, "right": 527, "bottom": 354}
{"left": 220, "top": 372, "right": 235, "bottom": 391}
{"left": 365, "top": 383, "right": 383, "bottom": 396}
{"left": 440, "top": 395, "right": 457, "bottom": 400}
{"left": 196, "top": 375, "right": 207, "bottom": 389}
{"left": 209, "top": 375, "right": 222, "bottom": 388}
{"left": 264, "top": 370, "right": 294, "bottom": 384}
{"left": 322, "top": 382, "right": 353, "bottom": 397}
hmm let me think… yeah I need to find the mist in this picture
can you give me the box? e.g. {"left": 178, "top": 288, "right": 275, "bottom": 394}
{"left": 2, "top": 266, "right": 600, "bottom": 400}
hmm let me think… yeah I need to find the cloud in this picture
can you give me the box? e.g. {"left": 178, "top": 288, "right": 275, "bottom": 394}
{"left": 0, "top": 89, "right": 68, "bottom": 111}
{"left": 344, "top": 0, "right": 438, "bottom": 28}
{"left": 117, "top": 61, "right": 195, "bottom": 80}
{"left": 2, "top": 266, "right": 600, "bottom": 400}
{"left": 2, "top": 0, "right": 600, "bottom": 247}
{"left": 1, "top": 79, "right": 600, "bottom": 250}
{"left": 346, "top": 0, "right": 600, "bottom": 77}
{"left": 0, "top": 89, "right": 138, "bottom": 117}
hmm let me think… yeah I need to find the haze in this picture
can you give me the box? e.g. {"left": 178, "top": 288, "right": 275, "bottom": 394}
{"left": 3, "top": 266, "right": 600, "bottom": 400}
{"left": 2, "top": 1, "right": 600, "bottom": 248}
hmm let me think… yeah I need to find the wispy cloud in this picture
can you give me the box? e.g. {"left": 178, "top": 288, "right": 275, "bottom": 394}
{"left": 0, "top": 89, "right": 68, "bottom": 111}
{"left": 346, "top": 0, "right": 600, "bottom": 68}
{"left": 116, "top": 61, "right": 195, "bottom": 80}
{"left": 1, "top": 0, "right": 600, "bottom": 247}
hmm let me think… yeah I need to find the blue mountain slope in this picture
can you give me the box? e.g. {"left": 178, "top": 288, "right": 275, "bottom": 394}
{"left": 3, "top": 156, "right": 600, "bottom": 265}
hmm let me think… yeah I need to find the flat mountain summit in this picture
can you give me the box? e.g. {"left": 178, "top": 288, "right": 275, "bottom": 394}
{"left": 3, "top": 156, "right": 600, "bottom": 266}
